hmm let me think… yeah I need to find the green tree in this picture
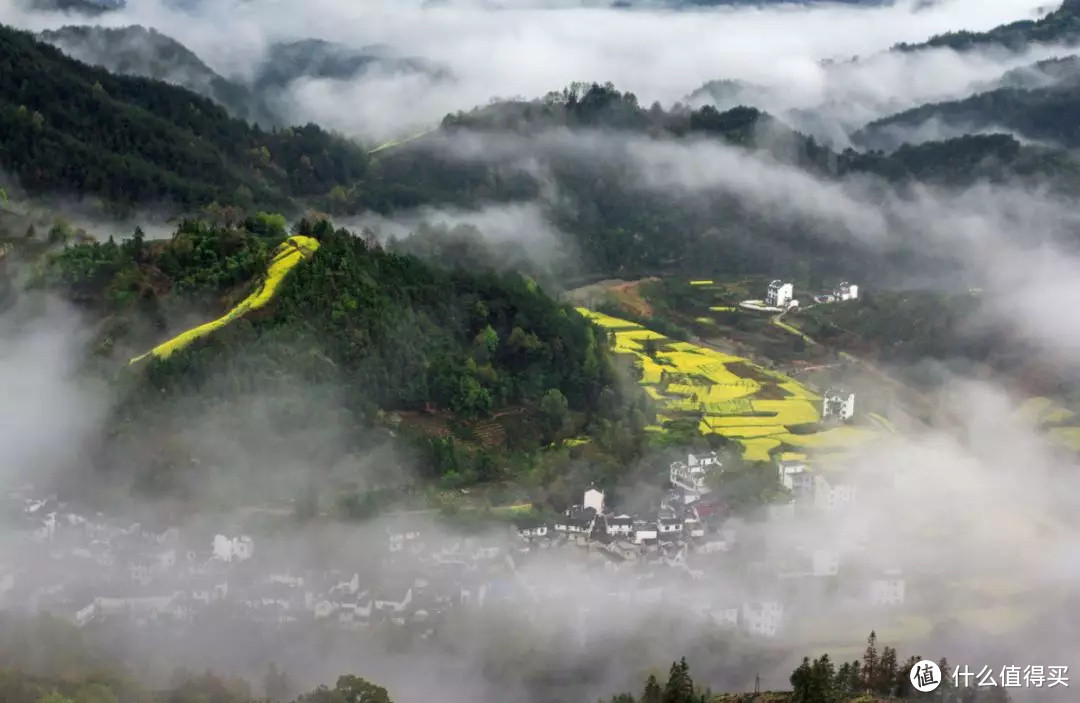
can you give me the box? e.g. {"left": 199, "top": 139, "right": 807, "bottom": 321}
{"left": 861, "top": 631, "right": 879, "bottom": 693}
{"left": 263, "top": 663, "right": 295, "bottom": 702}
{"left": 641, "top": 676, "right": 662, "bottom": 703}
{"left": 37, "top": 693, "right": 74, "bottom": 703}
{"left": 877, "top": 645, "right": 899, "bottom": 696}
{"left": 662, "top": 658, "right": 696, "bottom": 703}
{"left": 539, "top": 388, "right": 570, "bottom": 444}
{"left": 72, "top": 684, "right": 118, "bottom": 703}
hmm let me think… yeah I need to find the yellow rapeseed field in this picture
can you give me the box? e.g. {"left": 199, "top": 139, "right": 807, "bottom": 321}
{"left": 580, "top": 308, "right": 880, "bottom": 462}
{"left": 129, "top": 235, "right": 320, "bottom": 365}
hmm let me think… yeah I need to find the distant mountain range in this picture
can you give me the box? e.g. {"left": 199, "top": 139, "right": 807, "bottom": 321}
{"left": 35, "top": 25, "right": 454, "bottom": 128}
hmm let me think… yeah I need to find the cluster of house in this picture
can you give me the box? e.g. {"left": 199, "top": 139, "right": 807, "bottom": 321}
{"left": 514, "top": 451, "right": 906, "bottom": 638}
{"left": 0, "top": 447, "right": 903, "bottom": 643}
{"left": 764, "top": 280, "right": 860, "bottom": 310}
{"left": 0, "top": 488, "right": 506, "bottom": 638}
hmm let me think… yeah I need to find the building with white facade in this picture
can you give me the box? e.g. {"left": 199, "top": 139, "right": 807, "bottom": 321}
{"left": 776, "top": 455, "right": 811, "bottom": 492}
{"left": 212, "top": 535, "right": 253, "bottom": 563}
{"left": 669, "top": 451, "right": 720, "bottom": 495}
{"left": 813, "top": 474, "right": 857, "bottom": 512}
{"left": 870, "top": 572, "right": 905, "bottom": 606}
{"left": 766, "top": 280, "right": 794, "bottom": 309}
{"left": 741, "top": 600, "right": 783, "bottom": 637}
{"left": 606, "top": 515, "right": 634, "bottom": 537}
{"left": 821, "top": 389, "right": 855, "bottom": 421}
{"left": 834, "top": 282, "right": 859, "bottom": 301}
{"left": 583, "top": 488, "right": 605, "bottom": 514}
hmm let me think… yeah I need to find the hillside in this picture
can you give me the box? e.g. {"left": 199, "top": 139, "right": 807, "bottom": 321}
{"left": 856, "top": 82, "right": 1080, "bottom": 151}
{"left": 254, "top": 38, "right": 451, "bottom": 91}
{"left": 0, "top": 23, "right": 368, "bottom": 214}
{"left": 38, "top": 24, "right": 275, "bottom": 125}
{"left": 893, "top": 0, "right": 1080, "bottom": 52}
{"left": 35, "top": 215, "right": 650, "bottom": 506}
{"left": 369, "top": 83, "right": 1080, "bottom": 280}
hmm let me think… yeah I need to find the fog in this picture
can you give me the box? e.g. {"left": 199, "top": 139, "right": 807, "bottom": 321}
{"left": 3, "top": 0, "right": 1080, "bottom": 702}
{"left": 0, "top": 0, "right": 1057, "bottom": 143}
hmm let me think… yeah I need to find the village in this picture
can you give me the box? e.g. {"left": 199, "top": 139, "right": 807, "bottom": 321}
{"left": 0, "top": 422, "right": 906, "bottom": 647}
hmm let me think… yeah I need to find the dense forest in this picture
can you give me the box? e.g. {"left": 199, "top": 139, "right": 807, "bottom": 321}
{"left": 0, "top": 24, "right": 368, "bottom": 214}
{"left": 893, "top": 0, "right": 1080, "bottom": 53}
{"left": 32, "top": 215, "right": 655, "bottom": 508}
{"left": 857, "top": 81, "right": 1080, "bottom": 151}
{"left": 8, "top": 19, "right": 1080, "bottom": 283}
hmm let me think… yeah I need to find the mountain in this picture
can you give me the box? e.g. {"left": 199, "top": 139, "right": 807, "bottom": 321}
{"left": 996, "top": 54, "right": 1080, "bottom": 90}
{"left": 683, "top": 78, "right": 782, "bottom": 112}
{"left": 0, "top": 23, "right": 368, "bottom": 213}
{"left": 893, "top": 0, "right": 1080, "bottom": 52}
{"left": 33, "top": 27, "right": 451, "bottom": 126}
{"left": 38, "top": 24, "right": 276, "bottom": 125}
{"left": 364, "top": 82, "right": 1080, "bottom": 280}
{"left": 17, "top": 0, "right": 121, "bottom": 15}
{"left": 253, "top": 38, "right": 452, "bottom": 91}
{"left": 856, "top": 81, "right": 1080, "bottom": 151}
{"left": 39, "top": 216, "right": 630, "bottom": 503}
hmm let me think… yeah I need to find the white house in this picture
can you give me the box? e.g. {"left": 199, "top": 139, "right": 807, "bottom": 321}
{"left": 658, "top": 517, "right": 683, "bottom": 535}
{"left": 821, "top": 389, "right": 855, "bottom": 421}
{"left": 212, "top": 535, "right": 253, "bottom": 562}
{"left": 835, "top": 282, "right": 859, "bottom": 301}
{"left": 741, "top": 601, "right": 783, "bottom": 637}
{"left": 776, "top": 456, "right": 810, "bottom": 492}
{"left": 583, "top": 488, "right": 606, "bottom": 514}
{"left": 670, "top": 452, "right": 719, "bottom": 494}
{"left": 606, "top": 515, "right": 634, "bottom": 537}
{"left": 517, "top": 523, "right": 550, "bottom": 539}
{"left": 870, "top": 572, "right": 905, "bottom": 606}
{"left": 813, "top": 474, "right": 857, "bottom": 512}
{"left": 555, "top": 507, "right": 595, "bottom": 534}
{"left": 709, "top": 607, "right": 740, "bottom": 629}
{"left": 633, "top": 521, "right": 658, "bottom": 544}
{"left": 683, "top": 518, "right": 705, "bottom": 538}
{"left": 766, "top": 280, "right": 794, "bottom": 309}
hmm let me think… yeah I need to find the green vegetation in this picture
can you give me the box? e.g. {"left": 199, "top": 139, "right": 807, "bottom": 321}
{"left": 606, "top": 632, "right": 1014, "bottom": 703}
{"left": 39, "top": 218, "right": 653, "bottom": 506}
{"left": 859, "top": 83, "right": 1080, "bottom": 150}
{"left": 0, "top": 24, "right": 367, "bottom": 213}
{"left": 792, "top": 292, "right": 1023, "bottom": 387}
{"left": 894, "top": 0, "right": 1080, "bottom": 52}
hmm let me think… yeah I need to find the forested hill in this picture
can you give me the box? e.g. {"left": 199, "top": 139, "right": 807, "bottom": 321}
{"left": 856, "top": 81, "right": 1080, "bottom": 151}
{"left": 363, "top": 82, "right": 1080, "bottom": 278}
{"left": 893, "top": 0, "right": 1080, "bottom": 52}
{"left": 38, "top": 215, "right": 642, "bottom": 503}
{"left": 0, "top": 23, "right": 367, "bottom": 214}
{"left": 38, "top": 24, "right": 275, "bottom": 126}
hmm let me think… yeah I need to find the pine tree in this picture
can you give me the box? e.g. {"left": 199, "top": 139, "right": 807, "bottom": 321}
{"left": 896, "top": 655, "right": 920, "bottom": 698}
{"left": 810, "top": 654, "right": 836, "bottom": 702}
{"left": 663, "top": 658, "right": 695, "bottom": 703}
{"left": 878, "top": 645, "right": 899, "bottom": 696}
{"left": 835, "top": 662, "right": 853, "bottom": 696}
{"left": 861, "top": 631, "right": 879, "bottom": 692}
{"left": 641, "top": 675, "right": 662, "bottom": 703}
{"left": 790, "top": 657, "right": 813, "bottom": 702}
{"left": 849, "top": 660, "right": 861, "bottom": 693}
{"left": 938, "top": 657, "right": 955, "bottom": 693}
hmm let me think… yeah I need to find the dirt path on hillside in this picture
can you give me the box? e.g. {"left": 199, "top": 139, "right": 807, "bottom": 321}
{"left": 566, "top": 277, "right": 659, "bottom": 317}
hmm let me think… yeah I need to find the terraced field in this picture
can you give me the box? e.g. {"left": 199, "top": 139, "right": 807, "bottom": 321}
{"left": 580, "top": 308, "right": 882, "bottom": 462}
{"left": 1018, "top": 396, "right": 1080, "bottom": 452}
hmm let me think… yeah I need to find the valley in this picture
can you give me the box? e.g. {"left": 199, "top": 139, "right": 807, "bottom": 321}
{"left": 1, "top": 0, "right": 1080, "bottom": 701}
